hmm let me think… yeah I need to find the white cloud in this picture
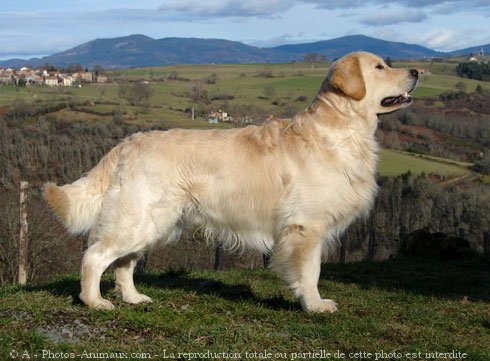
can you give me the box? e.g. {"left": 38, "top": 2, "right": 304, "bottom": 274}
{"left": 374, "top": 0, "right": 488, "bottom": 8}
{"left": 305, "top": 0, "right": 366, "bottom": 9}
{"left": 158, "top": 0, "right": 295, "bottom": 17}
{"left": 304, "top": 0, "right": 490, "bottom": 9}
{"left": 361, "top": 9, "right": 427, "bottom": 26}
{"left": 406, "top": 29, "right": 466, "bottom": 51}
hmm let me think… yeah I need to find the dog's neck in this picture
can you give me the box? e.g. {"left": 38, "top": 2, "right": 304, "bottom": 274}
{"left": 308, "top": 91, "right": 379, "bottom": 136}
{"left": 285, "top": 92, "right": 379, "bottom": 179}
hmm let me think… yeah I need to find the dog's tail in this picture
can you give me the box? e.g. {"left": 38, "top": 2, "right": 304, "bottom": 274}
{"left": 43, "top": 144, "right": 121, "bottom": 235}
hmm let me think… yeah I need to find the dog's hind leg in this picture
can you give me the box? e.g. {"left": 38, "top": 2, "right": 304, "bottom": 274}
{"left": 79, "top": 237, "right": 129, "bottom": 310}
{"left": 114, "top": 253, "right": 152, "bottom": 305}
{"left": 271, "top": 224, "right": 337, "bottom": 313}
{"left": 79, "top": 199, "right": 184, "bottom": 310}
{"left": 80, "top": 229, "right": 157, "bottom": 310}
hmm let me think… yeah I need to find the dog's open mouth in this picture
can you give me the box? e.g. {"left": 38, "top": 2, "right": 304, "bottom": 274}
{"left": 381, "top": 92, "right": 413, "bottom": 107}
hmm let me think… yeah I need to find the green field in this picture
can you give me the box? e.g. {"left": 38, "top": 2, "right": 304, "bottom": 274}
{"left": 1, "top": 257, "right": 489, "bottom": 359}
{"left": 379, "top": 149, "right": 469, "bottom": 178}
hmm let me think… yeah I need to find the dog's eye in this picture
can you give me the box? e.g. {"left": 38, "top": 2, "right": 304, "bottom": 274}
{"left": 375, "top": 63, "right": 385, "bottom": 70}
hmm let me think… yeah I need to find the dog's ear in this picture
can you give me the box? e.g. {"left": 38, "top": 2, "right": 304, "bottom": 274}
{"left": 330, "top": 55, "right": 366, "bottom": 101}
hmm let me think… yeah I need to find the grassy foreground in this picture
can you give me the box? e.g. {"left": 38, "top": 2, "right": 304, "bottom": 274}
{"left": 1, "top": 257, "right": 489, "bottom": 360}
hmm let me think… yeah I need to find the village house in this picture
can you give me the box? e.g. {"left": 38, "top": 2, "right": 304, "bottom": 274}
{"left": 25, "top": 74, "right": 43, "bottom": 85}
{"left": 469, "top": 49, "right": 486, "bottom": 63}
{"left": 207, "top": 109, "right": 232, "bottom": 123}
{"left": 19, "top": 67, "right": 36, "bottom": 77}
{"left": 44, "top": 76, "right": 59, "bottom": 87}
{"left": 47, "top": 70, "right": 61, "bottom": 78}
{"left": 61, "top": 75, "right": 74, "bottom": 86}
{"left": 73, "top": 71, "right": 93, "bottom": 83}
{"left": 96, "top": 75, "right": 108, "bottom": 83}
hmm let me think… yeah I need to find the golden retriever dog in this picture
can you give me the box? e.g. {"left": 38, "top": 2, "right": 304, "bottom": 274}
{"left": 43, "top": 52, "right": 418, "bottom": 312}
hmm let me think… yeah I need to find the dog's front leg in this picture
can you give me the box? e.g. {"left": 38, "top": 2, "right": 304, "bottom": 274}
{"left": 271, "top": 225, "right": 337, "bottom": 313}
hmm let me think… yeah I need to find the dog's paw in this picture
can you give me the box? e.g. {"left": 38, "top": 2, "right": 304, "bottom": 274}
{"left": 91, "top": 298, "right": 115, "bottom": 310}
{"left": 122, "top": 292, "right": 153, "bottom": 305}
{"left": 305, "top": 299, "right": 338, "bottom": 313}
{"left": 319, "top": 299, "right": 338, "bottom": 313}
{"left": 80, "top": 293, "right": 115, "bottom": 310}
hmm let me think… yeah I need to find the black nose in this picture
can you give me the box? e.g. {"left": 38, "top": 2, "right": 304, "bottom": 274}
{"left": 410, "top": 69, "right": 419, "bottom": 78}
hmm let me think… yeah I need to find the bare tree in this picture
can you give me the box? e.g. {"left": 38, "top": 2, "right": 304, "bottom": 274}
{"left": 118, "top": 82, "right": 153, "bottom": 105}
{"left": 190, "top": 79, "right": 208, "bottom": 103}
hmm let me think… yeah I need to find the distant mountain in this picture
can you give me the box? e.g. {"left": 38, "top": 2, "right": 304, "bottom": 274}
{"left": 271, "top": 35, "right": 444, "bottom": 60}
{"left": 0, "top": 58, "right": 29, "bottom": 69}
{"left": 448, "top": 44, "right": 490, "bottom": 57}
{"left": 0, "top": 35, "right": 293, "bottom": 69}
{"left": 0, "top": 34, "right": 486, "bottom": 69}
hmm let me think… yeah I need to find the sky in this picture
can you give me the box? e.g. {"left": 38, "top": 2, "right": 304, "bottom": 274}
{"left": 1, "top": 0, "right": 490, "bottom": 60}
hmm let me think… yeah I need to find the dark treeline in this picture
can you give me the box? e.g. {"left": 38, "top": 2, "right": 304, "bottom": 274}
{"left": 340, "top": 174, "right": 490, "bottom": 262}
{"left": 4, "top": 97, "right": 124, "bottom": 123}
{"left": 438, "top": 89, "right": 490, "bottom": 115}
{"left": 0, "top": 116, "right": 489, "bottom": 284}
{"left": 0, "top": 117, "right": 157, "bottom": 190}
{"left": 5, "top": 99, "right": 69, "bottom": 122}
{"left": 456, "top": 61, "right": 490, "bottom": 81}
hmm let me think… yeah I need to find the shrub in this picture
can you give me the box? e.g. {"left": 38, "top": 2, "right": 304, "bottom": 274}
{"left": 211, "top": 95, "right": 235, "bottom": 101}
{"left": 204, "top": 73, "right": 218, "bottom": 84}
{"left": 400, "top": 229, "right": 472, "bottom": 259}
{"left": 257, "top": 69, "right": 273, "bottom": 78}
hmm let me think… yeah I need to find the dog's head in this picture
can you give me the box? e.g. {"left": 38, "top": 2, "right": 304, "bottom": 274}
{"left": 319, "top": 51, "right": 418, "bottom": 116}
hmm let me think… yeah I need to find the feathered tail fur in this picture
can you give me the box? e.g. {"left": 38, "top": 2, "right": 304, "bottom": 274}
{"left": 43, "top": 144, "right": 121, "bottom": 235}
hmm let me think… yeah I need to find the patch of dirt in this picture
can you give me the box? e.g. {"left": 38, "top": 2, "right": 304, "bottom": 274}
{"left": 2, "top": 308, "right": 118, "bottom": 344}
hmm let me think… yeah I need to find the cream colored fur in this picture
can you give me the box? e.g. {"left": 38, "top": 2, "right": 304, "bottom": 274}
{"left": 43, "top": 52, "right": 418, "bottom": 311}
